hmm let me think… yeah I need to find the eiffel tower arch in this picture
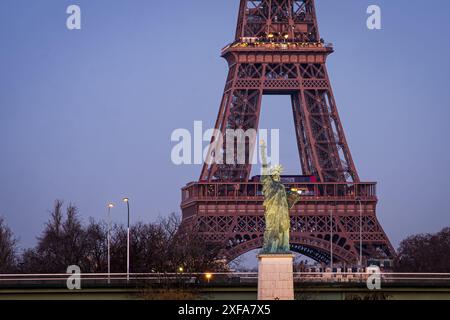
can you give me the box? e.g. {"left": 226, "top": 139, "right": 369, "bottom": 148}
{"left": 181, "top": 0, "right": 395, "bottom": 265}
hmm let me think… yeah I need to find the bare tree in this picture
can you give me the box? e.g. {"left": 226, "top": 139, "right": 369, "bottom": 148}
{"left": 131, "top": 222, "right": 169, "bottom": 273}
{"left": 109, "top": 224, "right": 127, "bottom": 273}
{"left": 167, "top": 221, "right": 224, "bottom": 273}
{"left": 109, "top": 222, "right": 168, "bottom": 273}
{"left": 0, "top": 217, "right": 17, "bottom": 273}
{"left": 19, "top": 203, "right": 225, "bottom": 274}
{"left": 83, "top": 219, "right": 108, "bottom": 273}
{"left": 395, "top": 227, "right": 450, "bottom": 272}
{"left": 107, "top": 213, "right": 226, "bottom": 274}
{"left": 20, "top": 201, "right": 89, "bottom": 273}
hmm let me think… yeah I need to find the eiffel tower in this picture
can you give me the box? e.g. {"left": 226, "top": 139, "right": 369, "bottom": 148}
{"left": 181, "top": 0, "right": 395, "bottom": 265}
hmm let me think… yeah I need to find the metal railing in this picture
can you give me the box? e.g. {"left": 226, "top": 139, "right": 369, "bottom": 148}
{"left": 182, "top": 182, "right": 377, "bottom": 203}
{"left": 221, "top": 41, "right": 333, "bottom": 54}
{"left": 1, "top": 272, "right": 449, "bottom": 288}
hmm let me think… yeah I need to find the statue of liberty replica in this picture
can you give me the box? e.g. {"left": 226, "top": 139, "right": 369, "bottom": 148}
{"left": 260, "top": 140, "right": 300, "bottom": 254}
{"left": 258, "top": 140, "right": 300, "bottom": 300}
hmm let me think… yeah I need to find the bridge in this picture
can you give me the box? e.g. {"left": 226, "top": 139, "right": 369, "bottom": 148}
{"left": 1, "top": 273, "right": 449, "bottom": 300}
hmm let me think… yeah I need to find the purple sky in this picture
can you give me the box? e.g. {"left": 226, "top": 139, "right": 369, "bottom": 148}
{"left": 1, "top": 0, "right": 450, "bottom": 253}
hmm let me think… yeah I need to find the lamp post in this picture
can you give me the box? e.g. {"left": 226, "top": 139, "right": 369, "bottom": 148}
{"left": 356, "top": 197, "right": 363, "bottom": 268}
{"left": 107, "top": 203, "right": 114, "bottom": 284}
{"left": 123, "top": 198, "right": 130, "bottom": 282}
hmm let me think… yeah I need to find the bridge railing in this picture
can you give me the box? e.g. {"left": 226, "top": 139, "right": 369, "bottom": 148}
{"left": 294, "top": 272, "right": 450, "bottom": 287}
{"left": 1, "top": 272, "right": 450, "bottom": 288}
{"left": 182, "top": 182, "right": 377, "bottom": 204}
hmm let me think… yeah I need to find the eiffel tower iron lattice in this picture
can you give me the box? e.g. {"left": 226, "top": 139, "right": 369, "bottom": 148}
{"left": 181, "top": 0, "right": 395, "bottom": 265}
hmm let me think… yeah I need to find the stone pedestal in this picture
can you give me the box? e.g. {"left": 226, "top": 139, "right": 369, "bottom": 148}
{"left": 257, "top": 254, "right": 295, "bottom": 300}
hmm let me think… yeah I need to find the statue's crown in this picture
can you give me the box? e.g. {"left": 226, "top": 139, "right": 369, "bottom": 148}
{"left": 270, "top": 164, "right": 284, "bottom": 175}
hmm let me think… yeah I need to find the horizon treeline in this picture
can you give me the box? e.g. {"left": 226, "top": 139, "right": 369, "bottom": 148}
{"left": 0, "top": 200, "right": 223, "bottom": 274}
{"left": 1, "top": 200, "right": 450, "bottom": 273}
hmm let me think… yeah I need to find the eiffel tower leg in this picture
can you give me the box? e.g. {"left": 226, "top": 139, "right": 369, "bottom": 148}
{"left": 201, "top": 67, "right": 264, "bottom": 182}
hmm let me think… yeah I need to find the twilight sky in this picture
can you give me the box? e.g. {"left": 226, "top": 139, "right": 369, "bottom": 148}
{"left": 1, "top": 0, "right": 450, "bottom": 252}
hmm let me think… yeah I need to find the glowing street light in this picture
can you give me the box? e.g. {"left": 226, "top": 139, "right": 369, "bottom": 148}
{"left": 205, "top": 273, "right": 212, "bottom": 283}
{"left": 291, "top": 188, "right": 306, "bottom": 195}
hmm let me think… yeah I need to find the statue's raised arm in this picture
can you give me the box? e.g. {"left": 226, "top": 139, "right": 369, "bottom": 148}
{"left": 260, "top": 140, "right": 269, "bottom": 177}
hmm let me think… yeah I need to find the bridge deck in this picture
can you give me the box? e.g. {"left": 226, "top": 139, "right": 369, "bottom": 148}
{"left": 1, "top": 273, "right": 449, "bottom": 300}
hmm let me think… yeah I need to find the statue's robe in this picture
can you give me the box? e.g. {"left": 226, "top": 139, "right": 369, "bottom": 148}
{"left": 261, "top": 174, "right": 291, "bottom": 253}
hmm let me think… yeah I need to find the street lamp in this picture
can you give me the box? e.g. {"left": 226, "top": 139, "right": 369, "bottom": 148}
{"left": 123, "top": 197, "right": 130, "bottom": 282}
{"left": 107, "top": 203, "right": 114, "bottom": 284}
{"left": 356, "top": 197, "right": 363, "bottom": 268}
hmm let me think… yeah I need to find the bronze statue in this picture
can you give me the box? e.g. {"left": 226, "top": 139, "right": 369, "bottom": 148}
{"left": 260, "top": 141, "right": 300, "bottom": 254}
